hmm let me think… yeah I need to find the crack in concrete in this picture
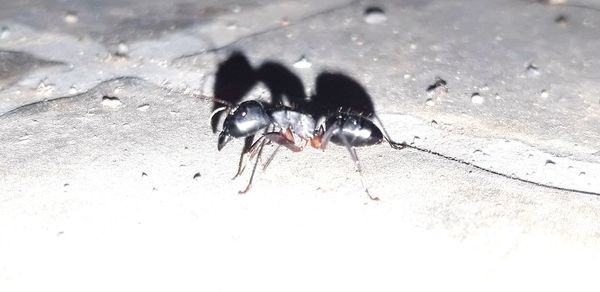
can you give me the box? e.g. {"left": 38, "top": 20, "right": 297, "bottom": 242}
{"left": 171, "top": 0, "right": 362, "bottom": 63}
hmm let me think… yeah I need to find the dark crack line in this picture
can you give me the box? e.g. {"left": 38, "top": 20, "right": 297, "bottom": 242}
{"left": 394, "top": 142, "right": 600, "bottom": 197}
{"left": 172, "top": 0, "right": 362, "bottom": 63}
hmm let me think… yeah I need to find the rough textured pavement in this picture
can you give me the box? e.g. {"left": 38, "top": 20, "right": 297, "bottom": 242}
{"left": 1, "top": 0, "right": 600, "bottom": 291}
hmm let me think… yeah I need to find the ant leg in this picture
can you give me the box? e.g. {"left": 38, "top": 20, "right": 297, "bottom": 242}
{"left": 233, "top": 135, "right": 257, "bottom": 180}
{"left": 262, "top": 145, "right": 281, "bottom": 171}
{"left": 343, "top": 144, "right": 379, "bottom": 201}
{"left": 263, "top": 132, "right": 302, "bottom": 152}
{"left": 262, "top": 129, "right": 300, "bottom": 171}
{"left": 239, "top": 137, "right": 267, "bottom": 194}
{"left": 372, "top": 115, "right": 408, "bottom": 150}
{"left": 319, "top": 121, "right": 341, "bottom": 150}
{"left": 320, "top": 126, "right": 379, "bottom": 201}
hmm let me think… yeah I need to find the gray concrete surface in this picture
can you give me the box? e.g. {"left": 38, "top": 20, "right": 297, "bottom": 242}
{"left": 1, "top": 0, "right": 600, "bottom": 291}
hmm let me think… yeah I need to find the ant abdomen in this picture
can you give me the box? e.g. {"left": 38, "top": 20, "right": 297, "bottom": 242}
{"left": 325, "top": 113, "right": 384, "bottom": 147}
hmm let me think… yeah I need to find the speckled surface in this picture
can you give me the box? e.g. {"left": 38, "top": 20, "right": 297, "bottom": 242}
{"left": 1, "top": 0, "right": 600, "bottom": 291}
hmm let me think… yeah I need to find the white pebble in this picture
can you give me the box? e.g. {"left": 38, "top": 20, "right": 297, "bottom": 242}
{"left": 471, "top": 93, "right": 484, "bottom": 104}
{"left": 102, "top": 96, "right": 122, "bottom": 108}
{"left": 293, "top": 56, "right": 312, "bottom": 69}
{"left": 64, "top": 11, "right": 78, "bottom": 24}
{"left": 116, "top": 42, "right": 129, "bottom": 56}
{"left": 0, "top": 26, "right": 9, "bottom": 39}
{"left": 364, "top": 7, "right": 387, "bottom": 24}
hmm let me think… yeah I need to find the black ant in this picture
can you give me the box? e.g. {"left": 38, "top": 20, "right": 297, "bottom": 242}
{"left": 212, "top": 94, "right": 403, "bottom": 200}
{"left": 210, "top": 52, "right": 600, "bottom": 200}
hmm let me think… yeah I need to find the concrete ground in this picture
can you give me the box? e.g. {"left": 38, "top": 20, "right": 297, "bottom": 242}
{"left": 1, "top": 0, "right": 600, "bottom": 291}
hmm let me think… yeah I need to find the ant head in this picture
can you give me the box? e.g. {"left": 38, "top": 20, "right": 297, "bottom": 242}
{"left": 216, "top": 100, "right": 271, "bottom": 151}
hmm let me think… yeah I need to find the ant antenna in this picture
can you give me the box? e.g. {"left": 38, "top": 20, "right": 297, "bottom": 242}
{"left": 386, "top": 139, "right": 600, "bottom": 197}
{"left": 211, "top": 97, "right": 235, "bottom": 108}
{"left": 209, "top": 106, "right": 229, "bottom": 122}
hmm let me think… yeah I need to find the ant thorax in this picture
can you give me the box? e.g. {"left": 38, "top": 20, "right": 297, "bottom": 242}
{"left": 270, "top": 109, "right": 316, "bottom": 140}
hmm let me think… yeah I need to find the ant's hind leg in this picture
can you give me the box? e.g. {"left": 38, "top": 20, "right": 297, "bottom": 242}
{"left": 320, "top": 127, "right": 379, "bottom": 201}
{"left": 345, "top": 145, "right": 379, "bottom": 201}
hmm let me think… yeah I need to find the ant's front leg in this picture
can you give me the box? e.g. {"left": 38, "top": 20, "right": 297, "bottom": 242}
{"left": 233, "top": 135, "right": 257, "bottom": 180}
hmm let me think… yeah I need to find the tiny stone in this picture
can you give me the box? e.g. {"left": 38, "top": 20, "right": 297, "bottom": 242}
{"left": 226, "top": 22, "right": 237, "bottom": 30}
{"left": 545, "top": 159, "right": 556, "bottom": 166}
{"left": 555, "top": 14, "right": 568, "bottom": 26}
{"left": 141, "top": 172, "right": 148, "bottom": 177}
{"left": 426, "top": 77, "right": 448, "bottom": 93}
{"left": 193, "top": 173, "right": 201, "bottom": 180}
{"left": 403, "top": 74, "right": 411, "bottom": 79}
{"left": 471, "top": 93, "right": 484, "bottom": 104}
{"left": 526, "top": 64, "right": 540, "bottom": 78}
{"left": 0, "top": 26, "right": 9, "bottom": 39}
{"left": 543, "top": 0, "right": 566, "bottom": 5}
{"left": 64, "top": 11, "right": 78, "bottom": 24}
{"left": 364, "top": 7, "right": 387, "bottom": 24}
{"left": 116, "top": 42, "right": 129, "bottom": 56}
{"left": 101, "top": 96, "right": 122, "bottom": 108}
{"left": 231, "top": 5, "right": 241, "bottom": 13}
{"left": 293, "top": 56, "right": 312, "bottom": 69}
{"left": 68, "top": 86, "right": 78, "bottom": 94}
{"left": 540, "top": 90, "right": 549, "bottom": 98}
{"left": 137, "top": 104, "right": 150, "bottom": 111}
{"left": 425, "top": 98, "right": 435, "bottom": 106}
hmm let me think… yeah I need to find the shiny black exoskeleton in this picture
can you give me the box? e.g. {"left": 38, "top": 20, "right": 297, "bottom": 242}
{"left": 218, "top": 100, "right": 271, "bottom": 151}
{"left": 322, "top": 112, "right": 384, "bottom": 148}
{"left": 217, "top": 100, "right": 317, "bottom": 151}
{"left": 212, "top": 52, "right": 400, "bottom": 200}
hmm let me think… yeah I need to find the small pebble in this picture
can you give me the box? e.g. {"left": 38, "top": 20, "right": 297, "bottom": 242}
{"left": 545, "top": 159, "right": 556, "bottom": 166}
{"left": 193, "top": 173, "right": 201, "bottom": 180}
{"left": 543, "top": 0, "right": 566, "bottom": 5}
{"left": 526, "top": 64, "right": 540, "bottom": 78}
{"left": 101, "top": 96, "right": 122, "bottom": 108}
{"left": 68, "top": 86, "right": 78, "bottom": 94}
{"left": 364, "top": 7, "right": 387, "bottom": 24}
{"left": 540, "top": 90, "right": 549, "bottom": 98}
{"left": 425, "top": 98, "right": 435, "bottom": 106}
{"left": 555, "top": 14, "right": 568, "bottom": 26}
{"left": 141, "top": 172, "right": 148, "bottom": 177}
{"left": 293, "top": 56, "right": 312, "bottom": 69}
{"left": 64, "top": 11, "right": 78, "bottom": 24}
{"left": 0, "top": 26, "right": 9, "bottom": 39}
{"left": 116, "top": 42, "right": 129, "bottom": 56}
{"left": 137, "top": 104, "right": 150, "bottom": 111}
{"left": 426, "top": 77, "right": 448, "bottom": 94}
{"left": 471, "top": 93, "right": 484, "bottom": 104}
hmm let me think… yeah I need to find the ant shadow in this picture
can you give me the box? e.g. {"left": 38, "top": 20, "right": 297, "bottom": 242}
{"left": 211, "top": 51, "right": 375, "bottom": 132}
